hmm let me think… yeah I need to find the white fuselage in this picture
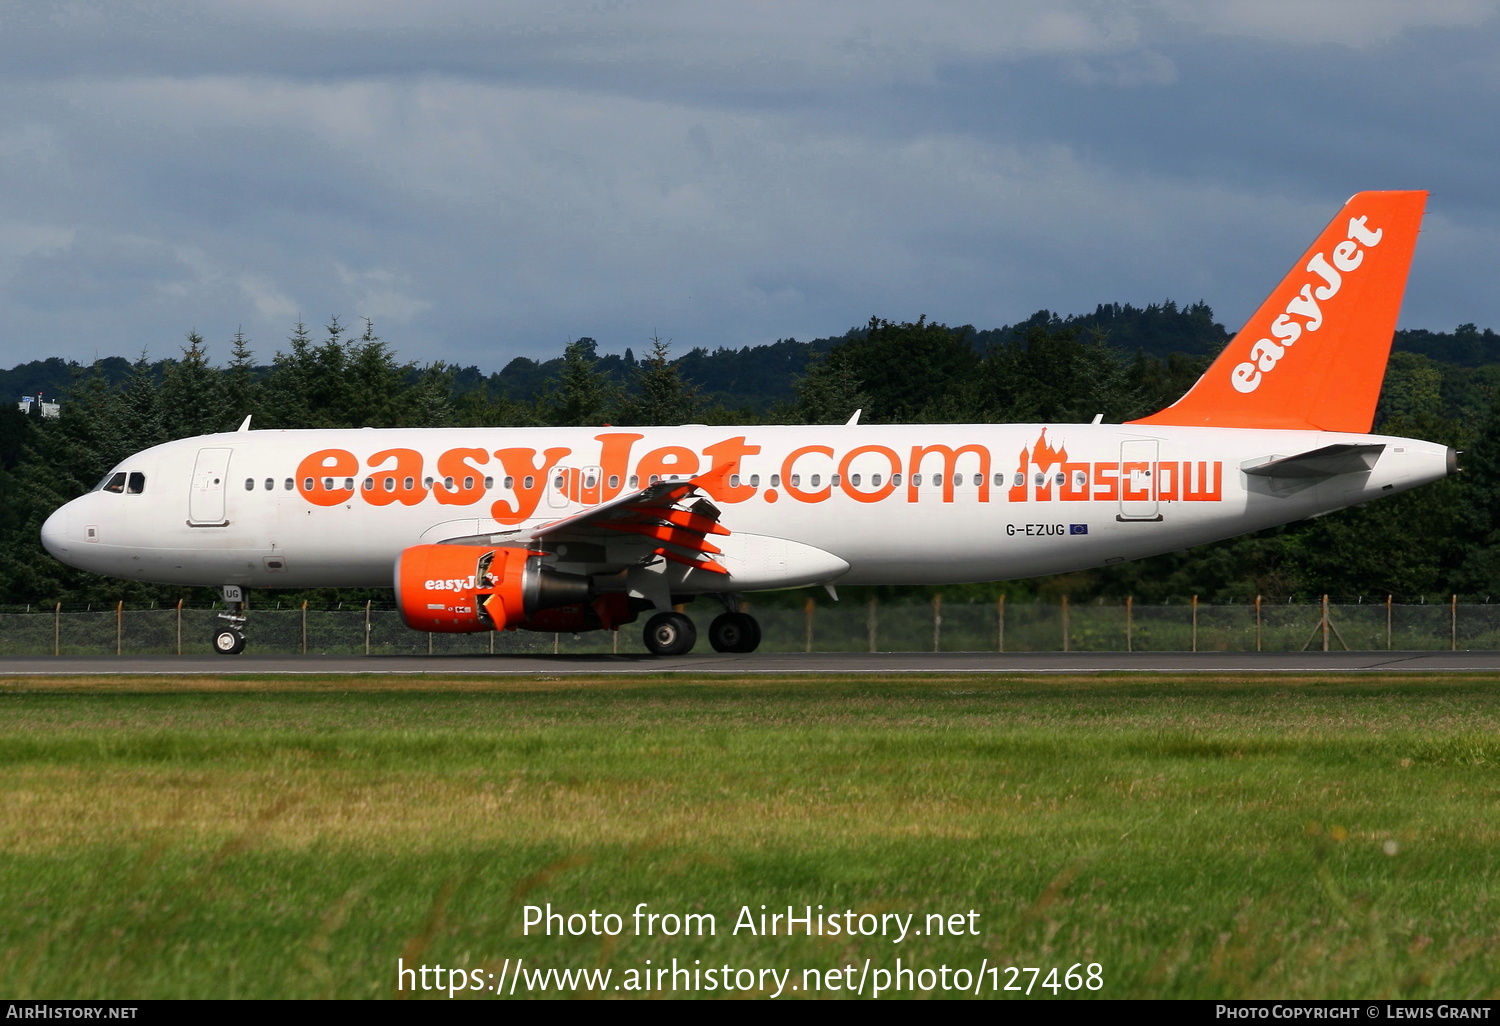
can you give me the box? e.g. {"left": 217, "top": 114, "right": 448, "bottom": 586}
{"left": 41, "top": 422, "right": 1452, "bottom": 593}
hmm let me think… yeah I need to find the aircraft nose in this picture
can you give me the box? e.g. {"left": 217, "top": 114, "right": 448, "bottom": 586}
{"left": 41, "top": 504, "right": 71, "bottom": 560}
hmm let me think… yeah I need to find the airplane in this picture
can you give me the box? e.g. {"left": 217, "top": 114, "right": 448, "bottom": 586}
{"left": 40, "top": 190, "right": 1454, "bottom": 656}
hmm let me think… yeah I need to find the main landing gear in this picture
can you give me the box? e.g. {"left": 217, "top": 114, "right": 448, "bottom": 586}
{"left": 707, "top": 611, "right": 760, "bottom": 653}
{"left": 641, "top": 599, "right": 763, "bottom": 656}
{"left": 213, "top": 585, "right": 247, "bottom": 656}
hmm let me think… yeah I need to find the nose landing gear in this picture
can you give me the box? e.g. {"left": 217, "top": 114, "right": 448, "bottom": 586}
{"left": 213, "top": 585, "right": 247, "bottom": 656}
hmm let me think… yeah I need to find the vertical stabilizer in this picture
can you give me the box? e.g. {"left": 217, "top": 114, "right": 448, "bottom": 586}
{"left": 1129, "top": 190, "right": 1426, "bottom": 432}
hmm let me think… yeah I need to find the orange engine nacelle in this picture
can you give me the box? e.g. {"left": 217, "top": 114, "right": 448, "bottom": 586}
{"left": 395, "top": 544, "right": 592, "bottom": 633}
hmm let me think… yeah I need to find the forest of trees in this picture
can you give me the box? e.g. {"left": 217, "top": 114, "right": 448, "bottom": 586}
{"left": 3, "top": 303, "right": 1498, "bottom": 610}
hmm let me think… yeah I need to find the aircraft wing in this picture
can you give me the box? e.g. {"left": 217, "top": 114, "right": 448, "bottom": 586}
{"left": 434, "top": 466, "right": 732, "bottom": 575}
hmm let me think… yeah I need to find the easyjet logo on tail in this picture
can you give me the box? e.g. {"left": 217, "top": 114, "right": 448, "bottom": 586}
{"left": 1230, "top": 215, "right": 1384, "bottom": 394}
{"left": 1128, "top": 190, "right": 1426, "bottom": 433}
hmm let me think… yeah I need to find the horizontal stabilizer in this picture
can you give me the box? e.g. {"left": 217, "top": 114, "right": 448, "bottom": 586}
{"left": 1241, "top": 443, "right": 1384, "bottom": 480}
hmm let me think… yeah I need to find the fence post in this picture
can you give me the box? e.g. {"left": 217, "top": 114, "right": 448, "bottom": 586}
{"left": 1386, "top": 594, "right": 1392, "bottom": 650}
{"left": 932, "top": 593, "right": 942, "bottom": 652}
{"left": 997, "top": 594, "right": 1005, "bottom": 652}
{"left": 301, "top": 600, "right": 308, "bottom": 655}
{"left": 1126, "top": 596, "right": 1133, "bottom": 652}
{"left": 176, "top": 599, "right": 183, "bottom": 656}
{"left": 867, "top": 595, "right": 877, "bottom": 653}
{"left": 1061, "top": 595, "right": 1069, "bottom": 652}
{"left": 1255, "top": 595, "right": 1262, "bottom": 652}
{"left": 364, "top": 599, "right": 371, "bottom": 656}
{"left": 116, "top": 600, "right": 123, "bottom": 656}
{"left": 1322, "top": 594, "right": 1330, "bottom": 652}
{"left": 1452, "top": 594, "right": 1458, "bottom": 651}
{"left": 54, "top": 602, "right": 60, "bottom": 657}
{"left": 1191, "top": 594, "right": 1198, "bottom": 653}
{"left": 804, "top": 595, "right": 815, "bottom": 653}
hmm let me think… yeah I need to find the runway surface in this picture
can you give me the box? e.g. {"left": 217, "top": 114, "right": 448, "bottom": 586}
{"left": 3, "top": 650, "right": 1500, "bottom": 675}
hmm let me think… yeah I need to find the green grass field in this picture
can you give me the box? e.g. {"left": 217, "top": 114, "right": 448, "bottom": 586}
{"left": 2, "top": 673, "right": 1499, "bottom": 1000}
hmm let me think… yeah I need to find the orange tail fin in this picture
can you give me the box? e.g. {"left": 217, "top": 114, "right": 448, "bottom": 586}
{"left": 1129, "top": 190, "right": 1427, "bottom": 432}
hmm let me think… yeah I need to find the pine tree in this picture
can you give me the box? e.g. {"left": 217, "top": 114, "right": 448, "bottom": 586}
{"left": 617, "top": 336, "right": 699, "bottom": 426}
{"left": 547, "top": 338, "right": 617, "bottom": 426}
{"left": 159, "top": 332, "right": 230, "bottom": 439}
{"left": 225, "top": 328, "right": 259, "bottom": 426}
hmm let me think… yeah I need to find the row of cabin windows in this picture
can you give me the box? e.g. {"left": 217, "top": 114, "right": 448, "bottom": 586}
{"left": 242, "top": 468, "right": 1062, "bottom": 496}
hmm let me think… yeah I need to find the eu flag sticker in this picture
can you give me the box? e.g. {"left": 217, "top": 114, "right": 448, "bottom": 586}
{"left": 1069, "top": 524, "right": 1089, "bottom": 535}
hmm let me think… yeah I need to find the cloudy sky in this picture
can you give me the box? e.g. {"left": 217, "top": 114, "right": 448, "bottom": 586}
{"left": 4, "top": 1, "right": 1499, "bottom": 371}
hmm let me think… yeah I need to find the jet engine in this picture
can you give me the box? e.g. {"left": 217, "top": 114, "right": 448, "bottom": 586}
{"left": 395, "top": 544, "right": 592, "bottom": 632}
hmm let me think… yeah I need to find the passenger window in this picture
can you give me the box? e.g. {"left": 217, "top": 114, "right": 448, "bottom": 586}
{"left": 912, "top": 474, "right": 922, "bottom": 486}
{"left": 608, "top": 475, "right": 619, "bottom": 489}
{"left": 102, "top": 472, "right": 127, "bottom": 494}
{"left": 264, "top": 478, "right": 274, "bottom": 491}
{"left": 464, "top": 476, "right": 475, "bottom": 489}
{"left": 404, "top": 477, "right": 415, "bottom": 490}
{"left": 523, "top": 476, "right": 534, "bottom": 489}
{"left": 504, "top": 476, "right": 515, "bottom": 489}
{"left": 484, "top": 476, "right": 494, "bottom": 488}
{"left": 127, "top": 473, "right": 146, "bottom": 494}
{"left": 245, "top": 478, "right": 254, "bottom": 491}
{"left": 628, "top": 475, "right": 639, "bottom": 488}
{"left": 303, "top": 477, "right": 314, "bottom": 491}
{"left": 362, "top": 477, "right": 375, "bottom": 491}
{"left": 891, "top": 474, "right": 902, "bottom": 486}
{"left": 729, "top": 474, "right": 741, "bottom": 488}
{"left": 446, "top": 476, "right": 457, "bottom": 490}
{"left": 284, "top": 478, "right": 293, "bottom": 490}
{"left": 384, "top": 477, "right": 396, "bottom": 492}
{"left": 749, "top": 474, "right": 760, "bottom": 487}
{"left": 933, "top": 473, "right": 943, "bottom": 486}
{"left": 850, "top": 474, "right": 861, "bottom": 486}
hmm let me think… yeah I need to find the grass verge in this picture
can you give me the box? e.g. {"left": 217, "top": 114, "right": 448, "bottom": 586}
{"left": 2, "top": 673, "right": 1498, "bottom": 999}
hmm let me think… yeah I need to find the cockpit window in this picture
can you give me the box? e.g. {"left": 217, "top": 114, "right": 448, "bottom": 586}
{"left": 100, "top": 472, "right": 127, "bottom": 494}
{"left": 127, "top": 472, "right": 146, "bottom": 494}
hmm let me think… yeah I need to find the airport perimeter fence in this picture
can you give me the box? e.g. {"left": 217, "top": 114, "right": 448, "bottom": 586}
{"left": 0, "top": 595, "right": 1495, "bottom": 657}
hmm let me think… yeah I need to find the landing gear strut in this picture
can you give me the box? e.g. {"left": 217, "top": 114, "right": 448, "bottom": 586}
{"left": 643, "top": 611, "right": 697, "bottom": 656}
{"left": 213, "top": 585, "right": 247, "bottom": 656}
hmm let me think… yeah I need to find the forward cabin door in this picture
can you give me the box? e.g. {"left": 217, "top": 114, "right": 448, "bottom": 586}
{"left": 1118, "top": 439, "right": 1161, "bottom": 521}
{"left": 188, "top": 447, "right": 232, "bottom": 526}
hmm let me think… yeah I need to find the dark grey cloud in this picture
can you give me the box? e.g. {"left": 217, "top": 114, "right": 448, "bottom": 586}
{"left": 1, "top": 1, "right": 1497, "bottom": 372}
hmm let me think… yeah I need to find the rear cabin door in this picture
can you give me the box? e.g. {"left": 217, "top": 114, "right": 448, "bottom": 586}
{"left": 1118, "top": 439, "right": 1162, "bottom": 521}
{"left": 188, "top": 447, "right": 232, "bottom": 525}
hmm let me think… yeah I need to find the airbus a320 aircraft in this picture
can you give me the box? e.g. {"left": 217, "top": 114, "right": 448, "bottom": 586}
{"left": 41, "top": 191, "right": 1454, "bottom": 656}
